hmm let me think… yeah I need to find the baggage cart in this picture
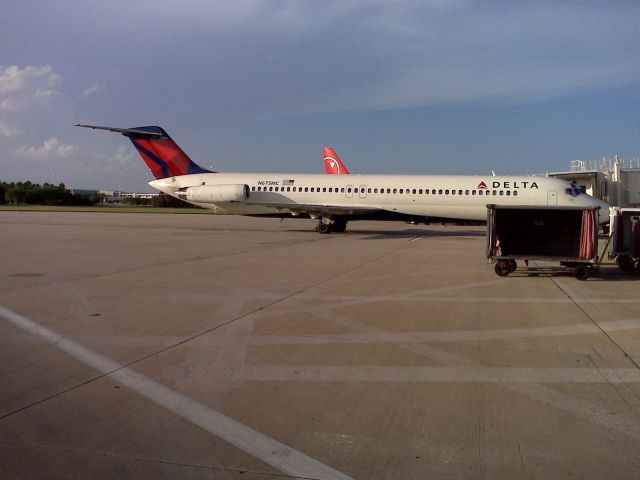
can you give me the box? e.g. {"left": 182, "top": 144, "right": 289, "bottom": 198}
{"left": 486, "top": 205, "right": 600, "bottom": 280}
{"left": 609, "top": 207, "right": 640, "bottom": 272}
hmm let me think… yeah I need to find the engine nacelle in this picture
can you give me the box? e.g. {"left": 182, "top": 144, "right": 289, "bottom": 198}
{"left": 177, "top": 184, "right": 249, "bottom": 203}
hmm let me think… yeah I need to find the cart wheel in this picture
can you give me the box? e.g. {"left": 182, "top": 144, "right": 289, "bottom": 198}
{"left": 616, "top": 255, "right": 633, "bottom": 272}
{"left": 508, "top": 260, "right": 517, "bottom": 273}
{"left": 495, "top": 260, "right": 511, "bottom": 277}
{"left": 574, "top": 265, "right": 589, "bottom": 281}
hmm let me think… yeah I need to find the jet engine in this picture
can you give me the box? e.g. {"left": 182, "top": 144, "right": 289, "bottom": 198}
{"left": 177, "top": 184, "right": 249, "bottom": 203}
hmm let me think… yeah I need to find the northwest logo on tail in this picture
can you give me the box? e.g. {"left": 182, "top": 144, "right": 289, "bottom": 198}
{"left": 323, "top": 147, "right": 350, "bottom": 175}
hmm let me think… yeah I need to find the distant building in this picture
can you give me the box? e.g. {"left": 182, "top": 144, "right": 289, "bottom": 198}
{"left": 549, "top": 156, "right": 640, "bottom": 207}
{"left": 69, "top": 188, "right": 99, "bottom": 197}
{"left": 94, "top": 190, "right": 159, "bottom": 203}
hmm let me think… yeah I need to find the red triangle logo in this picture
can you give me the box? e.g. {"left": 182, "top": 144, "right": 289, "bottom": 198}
{"left": 477, "top": 181, "right": 488, "bottom": 189}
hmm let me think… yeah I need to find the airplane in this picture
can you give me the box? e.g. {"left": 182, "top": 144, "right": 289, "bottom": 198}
{"left": 76, "top": 124, "right": 610, "bottom": 233}
{"left": 323, "top": 147, "right": 350, "bottom": 174}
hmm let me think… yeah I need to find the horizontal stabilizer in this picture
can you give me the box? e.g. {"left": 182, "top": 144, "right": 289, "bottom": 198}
{"left": 76, "top": 123, "right": 213, "bottom": 179}
{"left": 75, "top": 124, "right": 164, "bottom": 137}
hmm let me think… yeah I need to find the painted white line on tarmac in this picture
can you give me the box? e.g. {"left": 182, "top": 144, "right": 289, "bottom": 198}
{"left": 249, "top": 318, "right": 640, "bottom": 345}
{"left": 187, "top": 365, "right": 640, "bottom": 384}
{"left": 0, "top": 305, "right": 353, "bottom": 480}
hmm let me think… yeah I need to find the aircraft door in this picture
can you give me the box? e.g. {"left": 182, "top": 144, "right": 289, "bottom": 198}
{"left": 345, "top": 184, "right": 354, "bottom": 198}
{"left": 547, "top": 190, "right": 557, "bottom": 205}
{"left": 359, "top": 185, "right": 367, "bottom": 198}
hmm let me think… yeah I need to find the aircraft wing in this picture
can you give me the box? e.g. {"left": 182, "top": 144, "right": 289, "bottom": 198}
{"left": 245, "top": 200, "right": 381, "bottom": 217}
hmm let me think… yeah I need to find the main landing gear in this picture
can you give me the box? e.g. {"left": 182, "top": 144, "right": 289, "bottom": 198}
{"left": 315, "top": 218, "right": 347, "bottom": 234}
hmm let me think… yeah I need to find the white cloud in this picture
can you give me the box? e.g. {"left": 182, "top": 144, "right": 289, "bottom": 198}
{"left": 47, "top": 73, "right": 63, "bottom": 88}
{"left": 0, "top": 120, "right": 17, "bottom": 137}
{"left": 16, "top": 137, "right": 78, "bottom": 159}
{"left": 0, "top": 65, "right": 54, "bottom": 94}
{"left": 0, "top": 98, "right": 14, "bottom": 112}
{"left": 112, "top": 144, "right": 136, "bottom": 167}
{"left": 0, "top": 64, "right": 64, "bottom": 120}
{"left": 81, "top": 83, "right": 105, "bottom": 97}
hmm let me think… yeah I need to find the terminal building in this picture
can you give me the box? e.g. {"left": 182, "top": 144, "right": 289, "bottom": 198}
{"left": 549, "top": 156, "right": 640, "bottom": 208}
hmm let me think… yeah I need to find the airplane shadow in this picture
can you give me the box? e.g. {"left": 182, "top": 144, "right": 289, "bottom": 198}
{"left": 289, "top": 228, "right": 485, "bottom": 239}
{"left": 499, "top": 265, "right": 640, "bottom": 282}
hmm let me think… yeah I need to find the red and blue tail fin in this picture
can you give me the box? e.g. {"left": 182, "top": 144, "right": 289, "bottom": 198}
{"left": 76, "top": 124, "right": 213, "bottom": 179}
{"left": 323, "top": 147, "right": 350, "bottom": 174}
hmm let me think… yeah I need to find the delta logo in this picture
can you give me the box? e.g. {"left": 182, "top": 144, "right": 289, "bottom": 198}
{"left": 477, "top": 180, "right": 539, "bottom": 189}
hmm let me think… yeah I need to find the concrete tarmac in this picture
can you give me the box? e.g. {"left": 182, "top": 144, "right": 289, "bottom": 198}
{"left": 1, "top": 211, "right": 639, "bottom": 479}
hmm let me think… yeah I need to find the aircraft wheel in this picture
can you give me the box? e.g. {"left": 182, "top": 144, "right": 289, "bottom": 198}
{"left": 316, "top": 222, "right": 332, "bottom": 234}
{"left": 494, "top": 260, "right": 510, "bottom": 277}
{"left": 332, "top": 221, "right": 347, "bottom": 233}
{"left": 574, "top": 265, "right": 590, "bottom": 281}
{"left": 508, "top": 260, "right": 517, "bottom": 273}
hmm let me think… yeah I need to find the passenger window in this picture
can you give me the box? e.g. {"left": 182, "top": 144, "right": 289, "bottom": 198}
{"left": 499, "top": 190, "right": 504, "bottom": 196}
{"left": 514, "top": 191, "right": 518, "bottom": 196}
{"left": 452, "top": 190, "right": 456, "bottom": 195}
{"left": 506, "top": 191, "right": 511, "bottom": 196}
{"left": 251, "top": 186, "right": 256, "bottom": 191}
{"left": 374, "top": 188, "right": 378, "bottom": 193}
{"left": 445, "top": 189, "right": 450, "bottom": 195}
{"left": 493, "top": 190, "right": 497, "bottom": 195}
{"left": 458, "top": 190, "right": 463, "bottom": 195}
{"left": 472, "top": 190, "right": 476, "bottom": 195}
{"left": 347, "top": 188, "right": 352, "bottom": 193}
{"left": 478, "top": 190, "right": 483, "bottom": 195}
{"left": 438, "top": 189, "right": 443, "bottom": 194}
{"left": 287, "top": 187, "right": 291, "bottom": 192}
{"left": 399, "top": 189, "right": 403, "bottom": 194}
{"left": 341, "top": 188, "right": 345, "bottom": 193}
{"left": 368, "top": 188, "right": 372, "bottom": 193}
{"left": 305, "top": 187, "right": 309, "bottom": 192}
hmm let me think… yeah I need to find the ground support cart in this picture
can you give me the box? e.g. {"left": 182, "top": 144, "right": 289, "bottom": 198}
{"left": 486, "top": 205, "right": 600, "bottom": 280}
{"left": 608, "top": 207, "right": 640, "bottom": 272}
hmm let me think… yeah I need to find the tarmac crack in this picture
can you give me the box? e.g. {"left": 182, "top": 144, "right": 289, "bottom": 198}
{"left": 548, "top": 278, "right": 640, "bottom": 371}
{"left": 0, "top": 440, "right": 313, "bottom": 479}
{"left": 0, "top": 233, "right": 419, "bottom": 432}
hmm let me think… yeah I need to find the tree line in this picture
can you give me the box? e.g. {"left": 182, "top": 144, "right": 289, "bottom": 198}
{"left": 0, "top": 181, "right": 199, "bottom": 208}
{"left": 0, "top": 181, "right": 98, "bottom": 206}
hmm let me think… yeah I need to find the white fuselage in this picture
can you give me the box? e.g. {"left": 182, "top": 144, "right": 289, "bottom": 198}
{"left": 149, "top": 172, "right": 610, "bottom": 224}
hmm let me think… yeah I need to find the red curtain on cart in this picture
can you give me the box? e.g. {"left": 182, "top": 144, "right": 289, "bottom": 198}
{"left": 489, "top": 209, "right": 502, "bottom": 256}
{"left": 579, "top": 210, "right": 596, "bottom": 260}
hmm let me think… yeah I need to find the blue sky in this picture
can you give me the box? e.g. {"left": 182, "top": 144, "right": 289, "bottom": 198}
{"left": 1, "top": 0, "right": 639, "bottom": 191}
